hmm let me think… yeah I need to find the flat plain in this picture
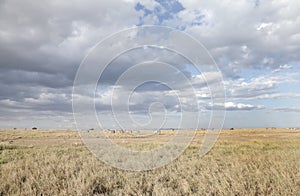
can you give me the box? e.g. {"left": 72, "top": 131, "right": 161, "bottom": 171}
{"left": 0, "top": 128, "right": 300, "bottom": 195}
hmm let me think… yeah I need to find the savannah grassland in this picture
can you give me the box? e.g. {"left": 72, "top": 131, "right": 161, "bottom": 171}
{"left": 0, "top": 128, "right": 300, "bottom": 195}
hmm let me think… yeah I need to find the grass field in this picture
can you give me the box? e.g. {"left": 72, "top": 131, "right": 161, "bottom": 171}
{"left": 0, "top": 128, "right": 300, "bottom": 195}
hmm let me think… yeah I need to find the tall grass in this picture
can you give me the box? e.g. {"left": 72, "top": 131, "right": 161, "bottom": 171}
{"left": 0, "top": 129, "right": 299, "bottom": 195}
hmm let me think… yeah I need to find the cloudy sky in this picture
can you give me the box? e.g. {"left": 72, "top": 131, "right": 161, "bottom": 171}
{"left": 0, "top": 0, "right": 300, "bottom": 130}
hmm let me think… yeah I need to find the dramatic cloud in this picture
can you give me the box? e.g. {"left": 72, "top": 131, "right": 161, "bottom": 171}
{"left": 0, "top": 0, "right": 299, "bottom": 129}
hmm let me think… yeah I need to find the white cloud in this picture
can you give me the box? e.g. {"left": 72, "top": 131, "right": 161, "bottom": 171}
{"left": 234, "top": 93, "right": 300, "bottom": 100}
{"left": 225, "top": 70, "right": 297, "bottom": 100}
{"left": 272, "top": 64, "right": 292, "bottom": 73}
{"left": 177, "top": 0, "right": 300, "bottom": 73}
{"left": 206, "top": 102, "right": 265, "bottom": 111}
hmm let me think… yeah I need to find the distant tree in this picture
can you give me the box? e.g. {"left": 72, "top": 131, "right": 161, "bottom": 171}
{"left": 32, "top": 127, "right": 37, "bottom": 130}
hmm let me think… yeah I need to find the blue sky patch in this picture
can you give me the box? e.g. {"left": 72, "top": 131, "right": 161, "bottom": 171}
{"left": 135, "top": 0, "right": 185, "bottom": 25}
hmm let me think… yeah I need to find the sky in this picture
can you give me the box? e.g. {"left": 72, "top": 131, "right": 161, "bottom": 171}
{"left": 0, "top": 0, "right": 300, "bottom": 130}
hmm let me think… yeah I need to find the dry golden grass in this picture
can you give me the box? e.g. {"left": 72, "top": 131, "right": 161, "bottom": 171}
{"left": 0, "top": 128, "right": 300, "bottom": 195}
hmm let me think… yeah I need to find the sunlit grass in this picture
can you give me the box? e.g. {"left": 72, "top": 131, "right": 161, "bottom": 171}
{"left": 0, "top": 128, "right": 300, "bottom": 195}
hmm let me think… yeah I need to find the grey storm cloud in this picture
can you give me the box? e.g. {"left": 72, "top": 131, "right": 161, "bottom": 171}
{"left": 98, "top": 46, "right": 194, "bottom": 87}
{"left": 0, "top": 0, "right": 140, "bottom": 128}
{"left": 0, "top": 0, "right": 140, "bottom": 81}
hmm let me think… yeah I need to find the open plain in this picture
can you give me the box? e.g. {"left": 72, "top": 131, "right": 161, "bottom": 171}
{"left": 0, "top": 128, "right": 300, "bottom": 195}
